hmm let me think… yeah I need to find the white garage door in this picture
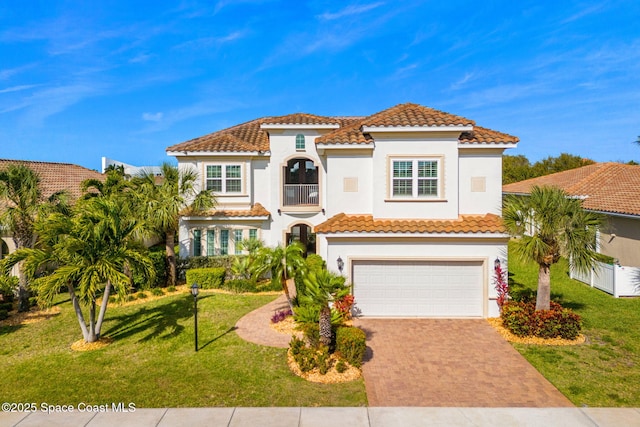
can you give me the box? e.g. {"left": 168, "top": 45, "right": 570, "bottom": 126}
{"left": 352, "top": 260, "right": 484, "bottom": 317}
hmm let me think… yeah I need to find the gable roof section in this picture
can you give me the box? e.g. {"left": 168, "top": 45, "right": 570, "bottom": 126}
{"left": 0, "top": 159, "right": 104, "bottom": 201}
{"left": 167, "top": 103, "right": 518, "bottom": 152}
{"left": 502, "top": 162, "right": 640, "bottom": 217}
{"left": 315, "top": 213, "right": 505, "bottom": 234}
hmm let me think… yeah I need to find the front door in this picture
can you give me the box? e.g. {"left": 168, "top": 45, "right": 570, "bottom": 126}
{"left": 286, "top": 224, "right": 316, "bottom": 257}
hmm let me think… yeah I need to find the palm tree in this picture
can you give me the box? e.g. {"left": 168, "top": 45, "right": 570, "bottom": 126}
{"left": 0, "top": 164, "right": 68, "bottom": 311}
{"left": 3, "top": 196, "right": 154, "bottom": 342}
{"left": 503, "top": 185, "right": 604, "bottom": 310}
{"left": 134, "top": 163, "right": 215, "bottom": 287}
{"left": 256, "top": 242, "right": 307, "bottom": 310}
{"left": 301, "top": 269, "right": 349, "bottom": 346}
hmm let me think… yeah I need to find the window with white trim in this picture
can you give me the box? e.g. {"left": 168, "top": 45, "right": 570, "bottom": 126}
{"left": 234, "top": 229, "right": 243, "bottom": 254}
{"left": 220, "top": 229, "right": 229, "bottom": 255}
{"left": 295, "top": 134, "right": 305, "bottom": 150}
{"left": 391, "top": 158, "right": 440, "bottom": 198}
{"left": 206, "top": 164, "right": 242, "bottom": 194}
{"left": 206, "top": 229, "right": 215, "bottom": 256}
{"left": 193, "top": 229, "right": 202, "bottom": 256}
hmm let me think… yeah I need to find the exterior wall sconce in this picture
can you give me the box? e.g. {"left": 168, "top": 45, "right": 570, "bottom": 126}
{"left": 337, "top": 256, "right": 344, "bottom": 274}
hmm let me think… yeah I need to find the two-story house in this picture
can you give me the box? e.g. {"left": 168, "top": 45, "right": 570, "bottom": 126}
{"left": 166, "top": 103, "right": 518, "bottom": 318}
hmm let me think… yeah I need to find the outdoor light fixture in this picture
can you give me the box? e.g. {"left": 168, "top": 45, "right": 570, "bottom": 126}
{"left": 191, "top": 282, "right": 199, "bottom": 352}
{"left": 494, "top": 257, "right": 501, "bottom": 271}
{"left": 337, "top": 256, "right": 344, "bottom": 274}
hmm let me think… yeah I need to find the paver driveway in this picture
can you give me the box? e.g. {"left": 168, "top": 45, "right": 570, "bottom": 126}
{"left": 354, "top": 318, "right": 573, "bottom": 407}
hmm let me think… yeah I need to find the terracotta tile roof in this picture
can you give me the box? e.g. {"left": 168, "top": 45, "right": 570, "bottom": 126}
{"left": 315, "top": 213, "right": 505, "bottom": 234}
{"left": 0, "top": 159, "right": 104, "bottom": 201}
{"left": 262, "top": 113, "right": 340, "bottom": 126}
{"left": 167, "top": 118, "right": 270, "bottom": 153}
{"left": 184, "top": 203, "right": 270, "bottom": 218}
{"left": 502, "top": 162, "right": 640, "bottom": 216}
{"left": 459, "top": 125, "right": 519, "bottom": 145}
{"left": 360, "top": 102, "right": 475, "bottom": 128}
{"left": 168, "top": 103, "right": 517, "bottom": 152}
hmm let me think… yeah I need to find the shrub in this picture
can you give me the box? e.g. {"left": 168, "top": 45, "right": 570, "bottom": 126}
{"left": 271, "top": 309, "right": 293, "bottom": 324}
{"left": 151, "top": 288, "right": 164, "bottom": 297}
{"left": 224, "top": 278, "right": 257, "bottom": 293}
{"left": 0, "top": 309, "right": 8, "bottom": 321}
{"left": 167, "top": 286, "right": 176, "bottom": 293}
{"left": 256, "top": 279, "right": 282, "bottom": 293}
{"left": 335, "top": 359, "right": 347, "bottom": 373}
{"left": 501, "top": 300, "right": 582, "bottom": 340}
{"left": 0, "top": 302, "right": 13, "bottom": 312}
{"left": 136, "top": 292, "right": 148, "bottom": 300}
{"left": 335, "top": 326, "right": 367, "bottom": 368}
{"left": 185, "top": 267, "right": 226, "bottom": 290}
{"left": 333, "top": 294, "right": 355, "bottom": 319}
{"left": 177, "top": 256, "right": 237, "bottom": 283}
{"left": 297, "top": 322, "right": 320, "bottom": 348}
{"left": 0, "top": 275, "right": 17, "bottom": 302}
{"left": 288, "top": 337, "right": 331, "bottom": 375}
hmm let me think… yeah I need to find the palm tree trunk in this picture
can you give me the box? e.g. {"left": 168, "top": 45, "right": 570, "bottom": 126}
{"left": 166, "top": 231, "right": 176, "bottom": 287}
{"left": 536, "top": 263, "right": 551, "bottom": 311}
{"left": 17, "top": 264, "right": 29, "bottom": 312}
{"left": 68, "top": 284, "right": 90, "bottom": 342}
{"left": 319, "top": 305, "right": 332, "bottom": 346}
{"left": 87, "top": 300, "right": 98, "bottom": 343}
{"left": 281, "top": 276, "right": 294, "bottom": 311}
{"left": 94, "top": 281, "right": 111, "bottom": 340}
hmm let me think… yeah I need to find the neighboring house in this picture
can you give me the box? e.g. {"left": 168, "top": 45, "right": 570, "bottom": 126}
{"left": 0, "top": 159, "right": 104, "bottom": 272}
{"left": 166, "top": 103, "right": 518, "bottom": 317}
{"left": 101, "top": 157, "right": 161, "bottom": 176}
{"left": 503, "top": 162, "right": 640, "bottom": 297}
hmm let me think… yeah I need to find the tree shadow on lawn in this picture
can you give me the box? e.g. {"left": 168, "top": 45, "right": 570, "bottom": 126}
{"left": 104, "top": 295, "right": 213, "bottom": 342}
{"left": 507, "top": 273, "right": 585, "bottom": 310}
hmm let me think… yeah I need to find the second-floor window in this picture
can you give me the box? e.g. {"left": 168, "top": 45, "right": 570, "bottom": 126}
{"left": 295, "top": 134, "right": 305, "bottom": 150}
{"left": 391, "top": 159, "right": 440, "bottom": 199}
{"left": 206, "top": 165, "right": 242, "bottom": 194}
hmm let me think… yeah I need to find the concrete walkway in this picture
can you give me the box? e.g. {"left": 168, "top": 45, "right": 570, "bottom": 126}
{"left": 3, "top": 407, "right": 639, "bottom": 426}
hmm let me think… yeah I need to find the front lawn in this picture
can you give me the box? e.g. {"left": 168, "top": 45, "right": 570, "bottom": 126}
{"left": 0, "top": 291, "right": 366, "bottom": 407}
{"left": 508, "top": 241, "right": 640, "bottom": 407}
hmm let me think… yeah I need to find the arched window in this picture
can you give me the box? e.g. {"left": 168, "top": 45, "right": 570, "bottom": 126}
{"left": 295, "top": 134, "right": 305, "bottom": 150}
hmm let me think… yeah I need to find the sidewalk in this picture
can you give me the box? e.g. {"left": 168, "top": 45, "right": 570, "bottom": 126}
{"left": 3, "top": 407, "right": 639, "bottom": 426}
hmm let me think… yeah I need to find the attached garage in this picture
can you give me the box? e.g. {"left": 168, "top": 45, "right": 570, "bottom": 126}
{"left": 352, "top": 260, "right": 485, "bottom": 317}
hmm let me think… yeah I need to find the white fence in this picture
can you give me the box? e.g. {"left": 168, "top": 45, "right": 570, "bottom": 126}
{"left": 570, "top": 261, "right": 640, "bottom": 297}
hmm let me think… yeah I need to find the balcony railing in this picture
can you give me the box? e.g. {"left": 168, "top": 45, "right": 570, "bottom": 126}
{"left": 283, "top": 184, "right": 319, "bottom": 206}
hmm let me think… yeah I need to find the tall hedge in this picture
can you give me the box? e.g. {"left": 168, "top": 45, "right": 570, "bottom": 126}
{"left": 185, "top": 267, "right": 226, "bottom": 290}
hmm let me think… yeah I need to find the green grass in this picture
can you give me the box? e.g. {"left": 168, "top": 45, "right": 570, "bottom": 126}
{"left": 507, "top": 240, "right": 640, "bottom": 407}
{"left": 0, "top": 291, "right": 366, "bottom": 407}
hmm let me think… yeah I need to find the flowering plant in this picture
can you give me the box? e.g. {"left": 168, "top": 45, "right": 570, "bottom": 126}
{"left": 494, "top": 261, "right": 509, "bottom": 312}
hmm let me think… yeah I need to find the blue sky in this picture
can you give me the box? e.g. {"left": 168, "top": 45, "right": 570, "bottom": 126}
{"left": 1, "top": 1, "right": 639, "bottom": 171}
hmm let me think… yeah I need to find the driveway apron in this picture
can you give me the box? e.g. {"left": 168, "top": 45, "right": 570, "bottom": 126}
{"left": 354, "top": 318, "right": 573, "bottom": 407}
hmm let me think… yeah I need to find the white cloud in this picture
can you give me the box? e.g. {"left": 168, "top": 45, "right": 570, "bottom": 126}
{"left": 318, "top": 2, "right": 384, "bottom": 20}
{"left": 142, "top": 112, "right": 163, "bottom": 122}
{"left": 0, "top": 84, "right": 39, "bottom": 94}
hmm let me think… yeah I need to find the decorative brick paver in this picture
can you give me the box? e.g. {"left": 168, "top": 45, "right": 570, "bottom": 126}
{"left": 354, "top": 318, "right": 573, "bottom": 407}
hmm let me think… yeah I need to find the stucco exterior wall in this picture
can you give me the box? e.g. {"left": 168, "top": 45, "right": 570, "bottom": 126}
{"left": 324, "top": 151, "right": 373, "bottom": 217}
{"left": 371, "top": 135, "right": 460, "bottom": 219}
{"left": 458, "top": 149, "right": 503, "bottom": 216}
{"left": 600, "top": 216, "right": 640, "bottom": 267}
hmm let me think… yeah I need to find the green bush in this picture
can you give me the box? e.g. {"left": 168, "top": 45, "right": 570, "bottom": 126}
{"left": 224, "top": 278, "right": 258, "bottom": 293}
{"left": 297, "top": 322, "right": 320, "bottom": 348}
{"left": 0, "top": 309, "right": 8, "bottom": 320}
{"left": 0, "top": 275, "right": 17, "bottom": 302}
{"left": 335, "top": 359, "right": 347, "bottom": 373}
{"left": 501, "top": 300, "right": 582, "bottom": 340}
{"left": 151, "top": 288, "right": 164, "bottom": 296}
{"left": 136, "top": 292, "right": 148, "bottom": 300}
{"left": 335, "top": 326, "right": 367, "bottom": 368}
{"left": 288, "top": 337, "right": 331, "bottom": 375}
{"left": 167, "top": 286, "right": 177, "bottom": 293}
{"left": 185, "top": 267, "right": 226, "bottom": 290}
{"left": 0, "top": 302, "right": 13, "bottom": 311}
{"left": 256, "top": 279, "right": 282, "bottom": 293}
{"left": 131, "top": 248, "right": 167, "bottom": 290}
{"left": 177, "top": 256, "right": 236, "bottom": 283}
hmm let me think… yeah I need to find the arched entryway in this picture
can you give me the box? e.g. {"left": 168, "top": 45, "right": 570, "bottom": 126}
{"left": 286, "top": 223, "right": 316, "bottom": 257}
